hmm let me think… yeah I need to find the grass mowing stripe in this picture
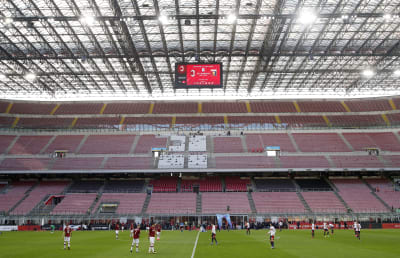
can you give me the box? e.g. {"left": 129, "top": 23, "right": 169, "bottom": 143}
{"left": 191, "top": 230, "right": 200, "bottom": 258}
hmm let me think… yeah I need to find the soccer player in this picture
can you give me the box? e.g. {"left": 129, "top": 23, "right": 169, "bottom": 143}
{"left": 323, "top": 222, "right": 329, "bottom": 237}
{"left": 115, "top": 223, "right": 119, "bottom": 240}
{"left": 329, "top": 222, "right": 334, "bottom": 235}
{"left": 279, "top": 221, "right": 283, "bottom": 232}
{"left": 311, "top": 222, "right": 315, "bottom": 238}
{"left": 130, "top": 223, "right": 134, "bottom": 238}
{"left": 268, "top": 225, "right": 276, "bottom": 249}
{"left": 130, "top": 224, "right": 140, "bottom": 253}
{"left": 63, "top": 224, "right": 72, "bottom": 250}
{"left": 156, "top": 223, "right": 161, "bottom": 241}
{"left": 355, "top": 222, "right": 361, "bottom": 240}
{"left": 148, "top": 224, "right": 157, "bottom": 254}
{"left": 353, "top": 221, "right": 357, "bottom": 236}
{"left": 210, "top": 224, "right": 218, "bottom": 245}
{"left": 246, "top": 221, "right": 251, "bottom": 235}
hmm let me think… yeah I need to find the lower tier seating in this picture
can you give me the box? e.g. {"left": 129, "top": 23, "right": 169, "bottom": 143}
{"left": 201, "top": 192, "right": 251, "bottom": 214}
{"left": 252, "top": 192, "right": 306, "bottom": 213}
{"left": 51, "top": 193, "right": 97, "bottom": 215}
{"left": 146, "top": 193, "right": 196, "bottom": 214}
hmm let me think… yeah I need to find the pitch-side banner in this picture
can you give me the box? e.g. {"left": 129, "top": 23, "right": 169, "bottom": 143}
{"left": 0, "top": 225, "right": 18, "bottom": 231}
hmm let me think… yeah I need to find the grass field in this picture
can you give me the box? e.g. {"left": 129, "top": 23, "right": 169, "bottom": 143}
{"left": 0, "top": 229, "right": 399, "bottom": 258}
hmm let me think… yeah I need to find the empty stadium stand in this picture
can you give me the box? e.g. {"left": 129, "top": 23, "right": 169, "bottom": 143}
{"left": 134, "top": 135, "right": 168, "bottom": 154}
{"left": 301, "top": 192, "right": 347, "bottom": 213}
{"left": 252, "top": 192, "right": 306, "bottom": 213}
{"left": 51, "top": 193, "right": 97, "bottom": 215}
{"left": 103, "top": 180, "right": 145, "bottom": 193}
{"left": 213, "top": 137, "right": 243, "bottom": 153}
{"left": 149, "top": 177, "right": 177, "bottom": 192}
{"left": 93, "top": 193, "right": 146, "bottom": 214}
{"left": 225, "top": 177, "right": 250, "bottom": 192}
{"left": 254, "top": 179, "right": 296, "bottom": 191}
{"left": 146, "top": 193, "right": 196, "bottom": 214}
{"left": 0, "top": 181, "right": 36, "bottom": 213}
{"left": 201, "top": 192, "right": 251, "bottom": 214}
{"left": 292, "top": 133, "right": 350, "bottom": 152}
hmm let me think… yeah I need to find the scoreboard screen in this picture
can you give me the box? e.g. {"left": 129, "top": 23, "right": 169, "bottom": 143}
{"left": 174, "top": 63, "right": 223, "bottom": 88}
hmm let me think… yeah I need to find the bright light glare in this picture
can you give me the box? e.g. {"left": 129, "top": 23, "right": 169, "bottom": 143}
{"left": 158, "top": 14, "right": 168, "bottom": 24}
{"left": 0, "top": 74, "right": 6, "bottom": 80}
{"left": 362, "top": 69, "right": 375, "bottom": 77}
{"left": 298, "top": 9, "right": 317, "bottom": 24}
{"left": 227, "top": 13, "right": 237, "bottom": 24}
{"left": 80, "top": 15, "right": 95, "bottom": 26}
{"left": 383, "top": 14, "right": 392, "bottom": 21}
{"left": 25, "top": 73, "right": 37, "bottom": 81}
{"left": 4, "top": 17, "right": 13, "bottom": 25}
{"left": 394, "top": 70, "right": 400, "bottom": 77}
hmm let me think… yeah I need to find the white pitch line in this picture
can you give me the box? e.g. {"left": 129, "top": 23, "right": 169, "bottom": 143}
{"left": 191, "top": 230, "right": 201, "bottom": 258}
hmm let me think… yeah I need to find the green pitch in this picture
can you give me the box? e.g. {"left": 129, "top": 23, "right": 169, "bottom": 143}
{"left": 0, "top": 229, "right": 399, "bottom": 258}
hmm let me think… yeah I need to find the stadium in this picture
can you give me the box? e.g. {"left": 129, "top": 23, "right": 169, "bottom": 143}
{"left": 0, "top": 0, "right": 400, "bottom": 257}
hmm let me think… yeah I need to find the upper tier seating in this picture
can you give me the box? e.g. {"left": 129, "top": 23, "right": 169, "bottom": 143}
{"left": 67, "top": 180, "right": 104, "bottom": 193}
{"left": 75, "top": 118, "right": 121, "bottom": 129}
{"left": 213, "top": 137, "right": 243, "bottom": 153}
{"left": 202, "top": 102, "right": 247, "bottom": 113}
{"left": 201, "top": 192, "right": 251, "bottom": 214}
{"left": 295, "top": 179, "right": 332, "bottom": 191}
{"left": 181, "top": 177, "right": 222, "bottom": 192}
{"left": 365, "top": 179, "right": 400, "bottom": 209}
{"left": 225, "top": 176, "right": 250, "bottom": 192}
{"left": 175, "top": 116, "right": 225, "bottom": 130}
{"left": 215, "top": 156, "right": 276, "bottom": 169}
{"left": 327, "top": 115, "right": 385, "bottom": 127}
{"left": 123, "top": 117, "right": 171, "bottom": 130}
{"left": 345, "top": 99, "right": 392, "bottom": 112}
{"left": 279, "top": 156, "right": 331, "bottom": 168}
{"left": 331, "top": 179, "right": 388, "bottom": 213}
{"left": 11, "top": 181, "right": 69, "bottom": 215}
{"left": 103, "top": 180, "right": 145, "bottom": 193}
{"left": 93, "top": 193, "right": 146, "bottom": 214}
{"left": 297, "top": 101, "right": 346, "bottom": 112}
{"left": 54, "top": 103, "right": 103, "bottom": 114}
{"left": 103, "top": 157, "right": 152, "bottom": 170}
{"left": 103, "top": 103, "right": 150, "bottom": 114}
{"left": 0, "top": 102, "right": 10, "bottom": 113}
{"left": 52, "top": 158, "right": 103, "bottom": 170}
{"left": 134, "top": 135, "right": 168, "bottom": 154}
{"left": 250, "top": 101, "right": 297, "bottom": 113}
{"left": 44, "top": 135, "right": 84, "bottom": 153}
{"left": 302, "top": 192, "right": 347, "bottom": 213}
{"left": 260, "top": 133, "right": 297, "bottom": 152}
{"left": 343, "top": 132, "right": 400, "bottom": 151}
{"left": 9, "top": 136, "right": 53, "bottom": 154}
{"left": 153, "top": 102, "right": 198, "bottom": 114}
{"left": 9, "top": 102, "right": 56, "bottom": 114}
{"left": 254, "top": 179, "right": 296, "bottom": 191}
{"left": 330, "top": 156, "right": 383, "bottom": 168}
{"left": 292, "top": 133, "right": 350, "bottom": 152}
{"left": 0, "top": 181, "right": 36, "bottom": 213}
{"left": 150, "top": 177, "right": 177, "bottom": 192}
{"left": 17, "top": 118, "right": 74, "bottom": 129}
{"left": 383, "top": 155, "right": 400, "bottom": 167}
{"left": 279, "top": 116, "right": 326, "bottom": 128}
{"left": 146, "top": 193, "right": 196, "bottom": 214}
{"left": 252, "top": 192, "right": 306, "bottom": 213}
{"left": 0, "top": 158, "right": 50, "bottom": 170}
{"left": 0, "top": 135, "right": 16, "bottom": 154}
{"left": 0, "top": 117, "right": 15, "bottom": 128}
{"left": 51, "top": 193, "right": 97, "bottom": 214}
{"left": 79, "top": 135, "right": 136, "bottom": 154}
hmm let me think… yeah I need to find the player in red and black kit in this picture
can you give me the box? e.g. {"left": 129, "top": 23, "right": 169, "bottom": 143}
{"left": 130, "top": 224, "right": 141, "bottom": 253}
{"left": 63, "top": 224, "right": 72, "bottom": 250}
{"left": 148, "top": 224, "right": 156, "bottom": 254}
{"left": 155, "top": 223, "right": 161, "bottom": 241}
{"left": 115, "top": 223, "right": 120, "bottom": 240}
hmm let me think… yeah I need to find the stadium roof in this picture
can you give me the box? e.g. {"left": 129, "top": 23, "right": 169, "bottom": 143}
{"left": 0, "top": 0, "right": 400, "bottom": 100}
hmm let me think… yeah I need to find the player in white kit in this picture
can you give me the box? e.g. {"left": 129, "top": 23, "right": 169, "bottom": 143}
{"left": 323, "top": 222, "right": 329, "bottom": 237}
{"left": 311, "top": 222, "right": 315, "bottom": 238}
{"left": 268, "top": 225, "right": 276, "bottom": 249}
{"left": 355, "top": 222, "right": 361, "bottom": 240}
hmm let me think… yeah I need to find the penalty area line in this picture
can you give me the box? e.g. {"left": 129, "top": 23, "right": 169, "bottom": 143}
{"left": 191, "top": 230, "right": 201, "bottom": 258}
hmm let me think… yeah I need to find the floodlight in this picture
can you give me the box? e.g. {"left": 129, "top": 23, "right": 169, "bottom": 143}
{"left": 298, "top": 9, "right": 317, "bottom": 24}
{"left": 4, "top": 17, "right": 13, "bottom": 25}
{"left": 0, "top": 74, "right": 6, "bottom": 80}
{"left": 362, "top": 69, "right": 374, "bottom": 77}
{"left": 383, "top": 14, "right": 392, "bottom": 21}
{"left": 80, "top": 15, "right": 95, "bottom": 26}
{"left": 25, "top": 72, "right": 37, "bottom": 81}
{"left": 227, "top": 13, "right": 237, "bottom": 24}
{"left": 394, "top": 70, "right": 400, "bottom": 77}
{"left": 158, "top": 14, "right": 168, "bottom": 24}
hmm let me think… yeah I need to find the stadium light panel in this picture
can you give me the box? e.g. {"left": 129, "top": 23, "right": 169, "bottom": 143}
{"left": 362, "top": 69, "right": 375, "bottom": 77}
{"left": 227, "top": 13, "right": 237, "bottom": 24}
{"left": 80, "top": 15, "right": 95, "bottom": 26}
{"left": 394, "top": 70, "right": 400, "bottom": 77}
{"left": 298, "top": 9, "right": 317, "bottom": 24}
{"left": 383, "top": 14, "right": 392, "bottom": 21}
{"left": 158, "top": 14, "right": 168, "bottom": 24}
{"left": 4, "top": 17, "right": 13, "bottom": 25}
{"left": 0, "top": 74, "right": 6, "bottom": 80}
{"left": 24, "top": 72, "right": 37, "bottom": 81}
